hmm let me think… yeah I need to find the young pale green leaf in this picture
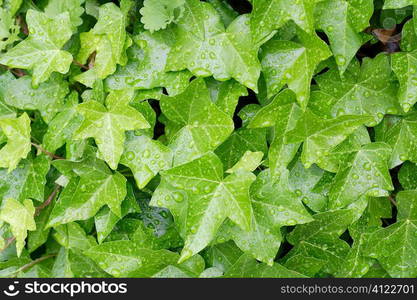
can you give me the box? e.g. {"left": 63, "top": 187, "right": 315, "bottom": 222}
{"left": 160, "top": 79, "right": 234, "bottom": 166}
{"left": 310, "top": 55, "right": 400, "bottom": 126}
{"left": 166, "top": 0, "right": 261, "bottom": 91}
{"left": 0, "top": 8, "right": 20, "bottom": 51}
{"left": 315, "top": 0, "right": 373, "bottom": 74}
{"left": 151, "top": 152, "right": 256, "bottom": 263}
{"left": 0, "top": 10, "right": 73, "bottom": 87}
{"left": 44, "top": 0, "right": 85, "bottom": 30}
{"left": 226, "top": 151, "right": 263, "bottom": 174}
{"left": 0, "top": 198, "right": 36, "bottom": 256}
{"left": 75, "top": 2, "right": 131, "bottom": 86}
{"left": 140, "top": 0, "right": 185, "bottom": 32}
{"left": 364, "top": 190, "right": 417, "bottom": 278}
{"left": 284, "top": 110, "right": 373, "bottom": 168}
{"left": 0, "top": 113, "right": 31, "bottom": 172}
{"left": 260, "top": 28, "right": 331, "bottom": 107}
{"left": 329, "top": 142, "right": 394, "bottom": 209}
{"left": 42, "top": 92, "right": 83, "bottom": 153}
{"left": 74, "top": 90, "right": 150, "bottom": 170}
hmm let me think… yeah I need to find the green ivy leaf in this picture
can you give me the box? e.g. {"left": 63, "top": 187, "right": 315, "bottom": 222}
{"left": 285, "top": 109, "right": 373, "bottom": 168}
{"left": 364, "top": 190, "right": 417, "bottom": 277}
{"left": 151, "top": 152, "right": 256, "bottom": 263}
{"left": 160, "top": 79, "right": 234, "bottom": 166}
{"left": 0, "top": 198, "right": 36, "bottom": 256}
{"left": 140, "top": 0, "right": 185, "bottom": 32}
{"left": 4, "top": 75, "right": 69, "bottom": 123}
{"left": 260, "top": 27, "right": 331, "bottom": 107}
{"left": 315, "top": 0, "right": 373, "bottom": 74}
{"left": 0, "top": 10, "right": 73, "bottom": 87}
{"left": 329, "top": 142, "right": 394, "bottom": 209}
{"left": 166, "top": 0, "right": 261, "bottom": 91}
{"left": 74, "top": 90, "right": 150, "bottom": 170}
{"left": 310, "top": 55, "right": 400, "bottom": 126}
{"left": 0, "top": 113, "right": 31, "bottom": 171}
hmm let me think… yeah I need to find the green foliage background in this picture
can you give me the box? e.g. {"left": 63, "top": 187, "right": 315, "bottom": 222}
{"left": 0, "top": 0, "right": 417, "bottom": 278}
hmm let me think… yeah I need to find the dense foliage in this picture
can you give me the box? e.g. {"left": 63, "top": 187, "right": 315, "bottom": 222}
{"left": 0, "top": 0, "right": 417, "bottom": 278}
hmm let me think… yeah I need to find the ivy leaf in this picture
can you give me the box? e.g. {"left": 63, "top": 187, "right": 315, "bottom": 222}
{"left": 364, "top": 190, "right": 417, "bottom": 277}
{"left": 74, "top": 90, "right": 150, "bottom": 170}
{"left": 314, "top": 0, "right": 373, "bottom": 74}
{"left": 383, "top": 0, "right": 417, "bottom": 9}
{"left": 0, "top": 10, "right": 73, "bottom": 87}
{"left": 250, "top": 0, "right": 317, "bottom": 44}
{"left": 392, "top": 49, "right": 417, "bottom": 112}
{"left": 44, "top": 0, "right": 85, "bottom": 30}
{"left": 105, "top": 30, "right": 192, "bottom": 96}
{"left": 249, "top": 89, "right": 302, "bottom": 180}
{"left": 289, "top": 159, "right": 333, "bottom": 212}
{"left": 4, "top": 75, "right": 69, "bottom": 123}
{"left": 260, "top": 27, "right": 331, "bottom": 107}
{"left": 375, "top": 113, "right": 417, "bottom": 168}
{"left": 284, "top": 109, "right": 373, "bottom": 168}
{"left": 309, "top": 55, "right": 400, "bottom": 126}
{"left": 47, "top": 150, "right": 127, "bottom": 227}
{"left": 0, "top": 8, "right": 20, "bottom": 51}
{"left": 160, "top": 79, "right": 234, "bottom": 166}
{"left": 94, "top": 183, "right": 140, "bottom": 243}
{"left": 42, "top": 92, "right": 83, "bottom": 153}
{"left": 140, "top": 0, "right": 185, "bottom": 32}
{"left": 206, "top": 78, "right": 248, "bottom": 117}
{"left": 120, "top": 135, "right": 172, "bottom": 189}
{"left": 150, "top": 152, "right": 256, "bottom": 263}
{"left": 85, "top": 240, "right": 203, "bottom": 277}
{"left": 224, "top": 253, "right": 306, "bottom": 278}
{"left": 399, "top": 162, "right": 417, "bottom": 190}
{"left": 226, "top": 151, "right": 263, "bottom": 174}
{"left": 166, "top": 0, "right": 261, "bottom": 91}
{"left": 220, "top": 169, "right": 312, "bottom": 265}
{"left": 0, "top": 154, "right": 50, "bottom": 203}
{"left": 0, "top": 113, "right": 31, "bottom": 172}
{"left": 0, "top": 198, "right": 36, "bottom": 256}
{"left": 75, "top": 2, "right": 131, "bottom": 86}
{"left": 329, "top": 142, "right": 394, "bottom": 209}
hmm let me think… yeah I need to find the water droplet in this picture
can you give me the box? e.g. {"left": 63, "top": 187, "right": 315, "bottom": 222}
{"left": 335, "top": 55, "right": 346, "bottom": 66}
{"left": 143, "top": 150, "right": 150, "bottom": 158}
{"left": 173, "top": 192, "right": 183, "bottom": 202}
{"left": 126, "top": 151, "right": 135, "bottom": 161}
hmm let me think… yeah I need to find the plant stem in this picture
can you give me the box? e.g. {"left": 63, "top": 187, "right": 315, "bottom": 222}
{"left": 35, "top": 185, "right": 61, "bottom": 216}
{"left": 31, "top": 142, "right": 64, "bottom": 160}
{"left": 11, "top": 254, "right": 57, "bottom": 277}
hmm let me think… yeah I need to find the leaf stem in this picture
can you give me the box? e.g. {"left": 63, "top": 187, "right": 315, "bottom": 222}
{"left": 73, "top": 60, "right": 89, "bottom": 70}
{"left": 11, "top": 254, "right": 57, "bottom": 277}
{"left": 35, "top": 185, "right": 61, "bottom": 216}
{"left": 388, "top": 195, "right": 397, "bottom": 207}
{"left": 0, "top": 237, "right": 16, "bottom": 253}
{"left": 31, "top": 142, "right": 65, "bottom": 160}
